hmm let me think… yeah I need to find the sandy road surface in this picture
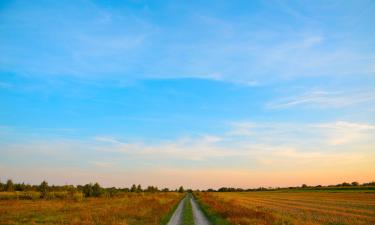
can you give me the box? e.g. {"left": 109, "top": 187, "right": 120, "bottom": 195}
{"left": 167, "top": 197, "right": 186, "bottom": 225}
{"left": 190, "top": 197, "right": 211, "bottom": 225}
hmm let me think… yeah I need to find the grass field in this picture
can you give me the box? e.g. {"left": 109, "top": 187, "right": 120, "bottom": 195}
{"left": 0, "top": 192, "right": 182, "bottom": 225}
{"left": 195, "top": 190, "right": 375, "bottom": 225}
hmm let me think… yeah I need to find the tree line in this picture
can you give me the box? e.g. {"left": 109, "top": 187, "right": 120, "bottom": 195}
{"left": 210, "top": 181, "right": 375, "bottom": 192}
{"left": 1, "top": 179, "right": 373, "bottom": 197}
{"left": 0, "top": 179, "right": 185, "bottom": 198}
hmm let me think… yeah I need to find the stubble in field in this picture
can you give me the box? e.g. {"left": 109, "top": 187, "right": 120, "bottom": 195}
{"left": 195, "top": 191, "right": 375, "bottom": 225}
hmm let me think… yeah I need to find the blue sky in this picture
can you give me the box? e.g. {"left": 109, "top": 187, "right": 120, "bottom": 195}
{"left": 1, "top": 0, "right": 374, "bottom": 188}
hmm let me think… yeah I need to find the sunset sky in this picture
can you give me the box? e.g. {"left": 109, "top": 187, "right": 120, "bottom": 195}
{"left": 1, "top": 0, "right": 374, "bottom": 189}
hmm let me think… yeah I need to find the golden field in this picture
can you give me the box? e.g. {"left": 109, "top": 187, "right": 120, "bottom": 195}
{"left": 0, "top": 192, "right": 182, "bottom": 225}
{"left": 195, "top": 190, "right": 375, "bottom": 225}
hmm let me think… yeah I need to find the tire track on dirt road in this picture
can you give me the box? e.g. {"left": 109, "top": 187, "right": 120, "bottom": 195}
{"left": 167, "top": 196, "right": 186, "bottom": 225}
{"left": 190, "top": 196, "right": 211, "bottom": 225}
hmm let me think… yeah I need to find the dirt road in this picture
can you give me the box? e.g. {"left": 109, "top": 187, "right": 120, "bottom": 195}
{"left": 167, "top": 196, "right": 186, "bottom": 225}
{"left": 167, "top": 194, "right": 210, "bottom": 225}
{"left": 190, "top": 196, "right": 211, "bottom": 225}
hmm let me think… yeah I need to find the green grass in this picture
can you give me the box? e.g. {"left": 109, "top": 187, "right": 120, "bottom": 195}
{"left": 181, "top": 194, "right": 194, "bottom": 225}
{"left": 192, "top": 193, "right": 231, "bottom": 225}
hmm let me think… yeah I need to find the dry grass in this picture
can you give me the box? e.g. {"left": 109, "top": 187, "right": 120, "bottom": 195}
{"left": 0, "top": 192, "right": 182, "bottom": 225}
{"left": 195, "top": 191, "right": 375, "bottom": 225}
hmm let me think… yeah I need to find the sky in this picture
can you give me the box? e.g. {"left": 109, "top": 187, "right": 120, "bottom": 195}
{"left": 0, "top": 0, "right": 374, "bottom": 189}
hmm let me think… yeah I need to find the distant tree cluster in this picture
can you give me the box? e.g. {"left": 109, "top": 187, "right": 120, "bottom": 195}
{"left": 204, "top": 181, "right": 375, "bottom": 192}
{"left": 0, "top": 179, "right": 184, "bottom": 200}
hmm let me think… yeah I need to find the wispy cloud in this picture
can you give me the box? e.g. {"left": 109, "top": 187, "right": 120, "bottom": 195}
{"left": 1, "top": 1, "right": 373, "bottom": 85}
{"left": 267, "top": 90, "right": 375, "bottom": 109}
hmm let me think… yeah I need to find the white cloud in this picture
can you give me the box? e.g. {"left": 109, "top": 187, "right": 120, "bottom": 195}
{"left": 312, "top": 121, "right": 375, "bottom": 145}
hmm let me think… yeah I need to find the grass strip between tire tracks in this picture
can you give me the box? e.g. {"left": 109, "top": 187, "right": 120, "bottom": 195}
{"left": 181, "top": 194, "right": 194, "bottom": 225}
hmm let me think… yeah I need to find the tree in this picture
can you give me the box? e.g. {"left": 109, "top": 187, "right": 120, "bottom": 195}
{"left": 351, "top": 181, "right": 359, "bottom": 186}
{"left": 6, "top": 179, "right": 14, "bottom": 192}
{"left": 39, "top": 181, "right": 49, "bottom": 198}
{"left": 92, "top": 183, "right": 103, "bottom": 197}
{"left": 136, "top": 184, "right": 142, "bottom": 193}
{"left": 301, "top": 184, "right": 308, "bottom": 188}
{"left": 146, "top": 186, "right": 158, "bottom": 192}
{"left": 130, "top": 184, "right": 137, "bottom": 192}
{"left": 178, "top": 186, "right": 184, "bottom": 193}
{"left": 83, "top": 184, "right": 93, "bottom": 197}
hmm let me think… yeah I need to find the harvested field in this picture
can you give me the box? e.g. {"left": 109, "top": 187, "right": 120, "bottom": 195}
{"left": 195, "top": 190, "right": 375, "bottom": 225}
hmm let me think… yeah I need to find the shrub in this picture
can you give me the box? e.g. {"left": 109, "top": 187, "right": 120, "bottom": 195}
{"left": 73, "top": 192, "right": 84, "bottom": 202}
{"left": 54, "top": 191, "right": 69, "bottom": 199}
{"left": 45, "top": 192, "right": 56, "bottom": 200}
{"left": 20, "top": 191, "right": 40, "bottom": 200}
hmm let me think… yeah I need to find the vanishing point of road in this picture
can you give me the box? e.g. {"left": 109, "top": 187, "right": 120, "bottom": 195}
{"left": 167, "top": 194, "right": 210, "bottom": 225}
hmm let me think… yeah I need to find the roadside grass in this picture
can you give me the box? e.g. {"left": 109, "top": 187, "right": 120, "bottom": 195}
{"left": 195, "top": 190, "right": 375, "bottom": 225}
{"left": 181, "top": 194, "right": 194, "bottom": 225}
{"left": 192, "top": 193, "right": 231, "bottom": 225}
{"left": 0, "top": 192, "right": 182, "bottom": 225}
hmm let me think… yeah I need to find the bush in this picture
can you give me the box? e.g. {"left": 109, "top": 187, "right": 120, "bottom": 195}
{"left": 73, "top": 192, "right": 84, "bottom": 202}
{"left": 45, "top": 192, "right": 56, "bottom": 200}
{"left": 19, "top": 191, "right": 40, "bottom": 200}
{"left": 54, "top": 191, "right": 69, "bottom": 199}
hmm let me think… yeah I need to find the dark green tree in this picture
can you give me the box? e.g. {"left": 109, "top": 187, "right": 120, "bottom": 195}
{"left": 146, "top": 186, "right": 158, "bottom": 192}
{"left": 92, "top": 182, "right": 103, "bottom": 197}
{"left": 39, "top": 181, "right": 49, "bottom": 198}
{"left": 5, "top": 179, "right": 14, "bottom": 192}
{"left": 130, "top": 184, "right": 137, "bottom": 192}
{"left": 83, "top": 184, "right": 94, "bottom": 197}
{"left": 178, "top": 186, "right": 184, "bottom": 193}
{"left": 136, "top": 184, "right": 142, "bottom": 193}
